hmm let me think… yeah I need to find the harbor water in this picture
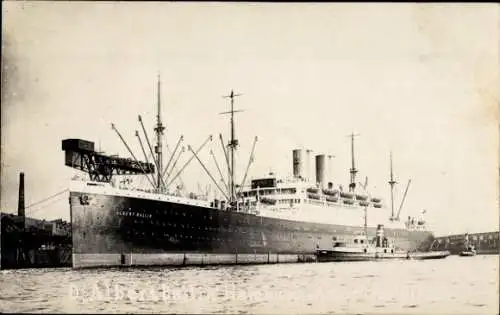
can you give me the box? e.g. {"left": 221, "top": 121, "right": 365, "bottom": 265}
{"left": 1, "top": 255, "right": 498, "bottom": 314}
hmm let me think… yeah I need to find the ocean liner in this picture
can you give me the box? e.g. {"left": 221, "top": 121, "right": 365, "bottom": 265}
{"left": 63, "top": 77, "right": 434, "bottom": 268}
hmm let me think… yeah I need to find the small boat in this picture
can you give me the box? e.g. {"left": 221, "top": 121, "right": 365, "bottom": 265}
{"left": 459, "top": 245, "right": 477, "bottom": 257}
{"left": 308, "top": 193, "right": 321, "bottom": 200}
{"left": 342, "top": 199, "right": 354, "bottom": 205}
{"left": 326, "top": 196, "right": 338, "bottom": 203}
{"left": 306, "top": 187, "right": 319, "bottom": 193}
{"left": 260, "top": 197, "right": 276, "bottom": 205}
{"left": 408, "top": 250, "right": 450, "bottom": 260}
{"left": 340, "top": 192, "right": 354, "bottom": 199}
{"left": 322, "top": 188, "right": 338, "bottom": 196}
{"left": 459, "top": 233, "right": 477, "bottom": 256}
{"left": 355, "top": 194, "right": 368, "bottom": 201}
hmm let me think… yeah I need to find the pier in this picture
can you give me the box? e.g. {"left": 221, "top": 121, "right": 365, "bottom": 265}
{"left": 0, "top": 213, "right": 72, "bottom": 269}
{"left": 0, "top": 172, "right": 72, "bottom": 270}
{"left": 432, "top": 232, "right": 499, "bottom": 255}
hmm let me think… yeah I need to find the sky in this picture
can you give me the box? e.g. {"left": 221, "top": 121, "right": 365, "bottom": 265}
{"left": 1, "top": 2, "right": 498, "bottom": 236}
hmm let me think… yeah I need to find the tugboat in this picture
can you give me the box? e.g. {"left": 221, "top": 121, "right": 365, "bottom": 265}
{"left": 459, "top": 233, "right": 477, "bottom": 257}
{"left": 315, "top": 206, "right": 450, "bottom": 262}
{"left": 316, "top": 224, "right": 410, "bottom": 262}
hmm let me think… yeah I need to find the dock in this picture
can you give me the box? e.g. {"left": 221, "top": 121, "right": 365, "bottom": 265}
{"left": 1, "top": 213, "right": 72, "bottom": 269}
{"left": 0, "top": 172, "right": 72, "bottom": 270}
{"left": 432, "top": 232, "right": 499, "bottom": 255}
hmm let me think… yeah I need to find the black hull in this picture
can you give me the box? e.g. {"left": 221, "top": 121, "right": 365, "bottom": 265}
{"left": 70, "top": 191, "right": 434, "bottom": 268}
{"left": 459, "top": 252, "right": 476, "bottom": 257}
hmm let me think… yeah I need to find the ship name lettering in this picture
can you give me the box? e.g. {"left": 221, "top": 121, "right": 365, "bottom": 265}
{"left": 116, "top": 210, "right": 152, "bottom": 219}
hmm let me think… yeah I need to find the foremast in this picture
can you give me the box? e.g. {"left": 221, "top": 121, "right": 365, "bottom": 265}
{"left": 388, "top": 151, "right": 397, "bottom": 221}
{"left": 154, "top": 74, "right": 165, "bottom": 192}
{"left": 221, "top": 90, "right": 243, "bottom": 204}
{"left": 348, "top": 133, "right": 359, "bottom": 192}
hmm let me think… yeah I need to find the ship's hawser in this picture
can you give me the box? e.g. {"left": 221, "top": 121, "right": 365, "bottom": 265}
{"left": 63, "top": 82, "right": 434, "bottom": 269}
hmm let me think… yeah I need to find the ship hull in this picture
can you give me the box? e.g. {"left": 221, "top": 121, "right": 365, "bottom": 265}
{"left": 70, "top": 190, "right": 434, "bottom": 269}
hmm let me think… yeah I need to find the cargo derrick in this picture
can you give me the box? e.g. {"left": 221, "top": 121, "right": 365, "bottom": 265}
{"left": 61, "top": 139, "right": 155, "bottom": 182}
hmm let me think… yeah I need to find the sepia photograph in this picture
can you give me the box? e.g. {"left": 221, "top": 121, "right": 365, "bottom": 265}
{"left": 1, "top": 2, "right": 499, "bottom": 314}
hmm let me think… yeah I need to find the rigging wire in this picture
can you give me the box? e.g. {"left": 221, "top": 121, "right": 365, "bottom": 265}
{"left": 26, "top": 193, "right": 69, "bottom": 217}
{"left": 25, "top": 189, "right": 69, "bottom": 209}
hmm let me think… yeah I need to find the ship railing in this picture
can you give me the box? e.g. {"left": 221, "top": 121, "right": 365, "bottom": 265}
{"left": 211, "top": 200, "right": 259, "bottom": 213}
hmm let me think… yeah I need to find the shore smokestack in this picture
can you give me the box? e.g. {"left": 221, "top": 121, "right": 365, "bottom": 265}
{"left": 18, "top": 172, "right": 25, "bottom": 217}
{"left": 315, "top": 154, "right": 325, "bottom": 188}
{"left": 292, "top": 149, "right": 304, "bottom": 179}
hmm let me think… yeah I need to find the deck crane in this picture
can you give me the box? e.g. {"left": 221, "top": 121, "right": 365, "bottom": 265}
{"left": 396, "top": 179, "right": 412, "bottom": 221}
{"left": 238, "top": 136, "right": 258, "bottom": 196}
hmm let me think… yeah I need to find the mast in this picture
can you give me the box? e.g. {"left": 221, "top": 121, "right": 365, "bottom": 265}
{"left": 348, "top": 133, "right": 359, "bottom": 192}
{"left": 388, "top": 151, "right": 397, "bottom": 220}
{"left": 364, "top": 203, "right": 368, "bottom": 236}
{"left": 221, "top": 90, "right": 243, "bottom": 203}
{"left": 360, "top": 177, "right": 371, "bottom": 237}
{"left": 154, "top": 73, "right": 165, "bottom": 192}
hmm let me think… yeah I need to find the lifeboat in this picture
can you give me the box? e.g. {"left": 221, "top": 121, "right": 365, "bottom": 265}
{"left": 307, "top": 187, "right": 319, "bottom": 193}
{"left": 359, "top": 201, "right": 369, "bottom": 207}
{"left": 260, "top": 197, "right": 276, "bottom": 205}
{"left": 371, "top": 197, "right": 382, "bottom": 203}
{"left": 373, "top": 204, "right": 382, "bottom": 208}
{"left": 340, "top": 192, "right": 354, "bottom": 199}
{"left": 326, "top": 196, "right": 338, "bottom": 203}
{"left": 343, "top": 199, "right": 354, "bottom": 205}
{"left": 322, "top": 189, "right": 339, "bottom": 196}
{"left": 308, "top": 193, "right": 321, "bottom": 200}
{"left": 355, "top": 194, "right": 368, "bottom": 201}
